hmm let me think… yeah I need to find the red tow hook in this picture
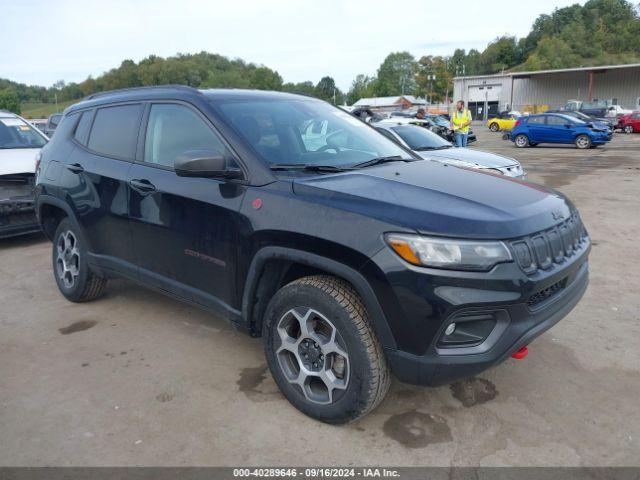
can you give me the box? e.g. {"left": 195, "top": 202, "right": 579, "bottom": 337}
{"left": 511, "top": 346, "right": 529, "bottom": 360}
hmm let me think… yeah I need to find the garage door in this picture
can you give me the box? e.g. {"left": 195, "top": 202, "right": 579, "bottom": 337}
{"left": 468, "top": 85, "right": 502, "bottom": 102}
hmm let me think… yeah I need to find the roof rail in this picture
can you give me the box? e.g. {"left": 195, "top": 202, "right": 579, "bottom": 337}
{"left": 84, "top": 84, "right": 200, "bottom": 101}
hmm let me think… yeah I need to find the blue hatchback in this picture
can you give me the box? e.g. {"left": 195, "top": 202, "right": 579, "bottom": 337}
{"left": 510, "top": 113, "right": 612, "bottom": 149}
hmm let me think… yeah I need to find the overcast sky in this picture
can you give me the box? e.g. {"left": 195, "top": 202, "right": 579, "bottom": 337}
{"left": 1, "top": 0, "right": 584, "bottom": 91}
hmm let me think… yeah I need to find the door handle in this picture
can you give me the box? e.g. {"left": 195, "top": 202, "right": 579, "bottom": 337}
{"left": 129, "top": 178, "right": 157, "bottom": 193}
{"left": 66, "top": 163, "right": 84, "bottom": 174}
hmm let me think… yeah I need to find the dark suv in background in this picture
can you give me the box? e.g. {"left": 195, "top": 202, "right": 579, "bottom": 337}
{"left": 36, "top": 86, "right": 590, "bottom": 423}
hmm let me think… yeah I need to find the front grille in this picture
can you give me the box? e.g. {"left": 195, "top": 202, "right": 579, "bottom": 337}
{"left": 527, "top": 278, "right": 568, "bottom": 307}
{"left": 510, "top": 214, "right": 588, "bottom": 274}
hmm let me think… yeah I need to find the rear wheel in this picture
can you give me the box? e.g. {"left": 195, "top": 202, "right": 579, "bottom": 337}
{"left": 489, "top": 122, "right": 500, "bottom": 132}
{"left": 575, "top": 134, "right": 591, "bottom": 149}
{"left": 52, "top": 218, "right": 107, "bottom": 302}
{"left": 263, "top": 275, "right": 390, "bottom": 424}
{"left": 624, "top": 125, "right": 634, "bottom": 134}
{"left": 514, "top": 134, "right": 529, "bottom": 148}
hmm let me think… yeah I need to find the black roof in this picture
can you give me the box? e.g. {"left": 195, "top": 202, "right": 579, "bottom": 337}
{"left": 66, "top": 85, "right": 316, "bottom": 114}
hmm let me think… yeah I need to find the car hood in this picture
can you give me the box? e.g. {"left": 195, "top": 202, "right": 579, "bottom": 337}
{"left": 416, "top": 148, "right": 517, "bottom": 168}
{"left": 0, "top": 148, "right": 39, "bottom": 176}
{"left": 292, "top": 160, "right": 573, "bottom": 239}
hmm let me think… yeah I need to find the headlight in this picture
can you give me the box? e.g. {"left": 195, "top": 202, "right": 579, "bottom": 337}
{"left": 385, "top": 234, "right": 512, "bottom": 271}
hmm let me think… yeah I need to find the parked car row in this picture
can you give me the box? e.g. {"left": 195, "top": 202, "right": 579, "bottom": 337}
{"left": 379, "top": 114, "right": 477, "bottom": 145}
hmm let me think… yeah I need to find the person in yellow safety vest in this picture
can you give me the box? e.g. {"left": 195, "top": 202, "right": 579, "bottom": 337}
{"left": 451, "top": 100, "right": 472, "bottom": 147}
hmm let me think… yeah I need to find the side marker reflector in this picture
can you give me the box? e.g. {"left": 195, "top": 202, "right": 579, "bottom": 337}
{"left": 511, "top": 346, "right": 529, "bottom": 360}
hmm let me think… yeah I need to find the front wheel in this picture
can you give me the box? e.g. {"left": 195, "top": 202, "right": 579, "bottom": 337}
{"left": 575, "top": 134, "right": 591, "bottom": 149}
{"left": 514, "top": 134, "right": 529, "bottom": 148}
{"left": 624, "top": 125, "right": 634, "bottom": 134}
{"left": 489, "top": 122, "right": 500, "bottom": 132}
{"left": 263, "top": 275, "right": 390, "bottom": 424}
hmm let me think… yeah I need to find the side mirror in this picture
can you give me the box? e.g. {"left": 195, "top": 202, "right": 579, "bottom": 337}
{"left": 565, "top": 123, "right": 573, "bottom": 128}
{"left": 174, "top": 150, "right": 242, "bottom": 179}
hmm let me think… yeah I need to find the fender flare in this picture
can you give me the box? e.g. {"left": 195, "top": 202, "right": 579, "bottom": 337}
{"left": 241, "top": 246, "right": 397, "bottom": 350}
{"left": 36, "top": 194, "right": 90, "bottom": 245}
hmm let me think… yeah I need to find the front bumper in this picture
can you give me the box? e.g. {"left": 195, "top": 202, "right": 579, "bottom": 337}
{"left": 0, "top": 200, "right": 40, "bottom": 239}
{"left": 386, "top": 261, "right": 588, "bottom": 385}
{"left": 364, "top": 234, "right": 590, "bottom": 386}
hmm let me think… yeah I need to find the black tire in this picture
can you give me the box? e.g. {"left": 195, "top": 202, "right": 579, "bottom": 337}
{"left": 263, "top": 275, "right": 390, "bottom": 424}
{"left": 575, "top": 134, "right": 591, "bottom": 149}
{"left": 489, "top": 122, "right": 500, "bottom": 132}
{"left": 514, "top": 134, "right": 529, "bottom": 148}
{"left": 52, "top": 218, "right": 107, "bottom": 302}
{"left": 624, "top": 125, "right": 633, "bottom": 134}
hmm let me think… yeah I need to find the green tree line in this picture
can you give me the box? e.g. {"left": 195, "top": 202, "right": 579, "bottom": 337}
{"left": 1, "top": 0, "right": 638, "bottom": 114}
{"left": 1, "top": 52, "right": 345, "bottom": 115}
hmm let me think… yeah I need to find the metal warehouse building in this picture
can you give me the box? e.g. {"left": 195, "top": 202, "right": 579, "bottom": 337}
{"left": 453, "top": 63, "right": 640, "bottom": 121}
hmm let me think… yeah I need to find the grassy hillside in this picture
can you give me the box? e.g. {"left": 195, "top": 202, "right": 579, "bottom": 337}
{"left": 19, "top": 100, "right": 78, "bottom": 119}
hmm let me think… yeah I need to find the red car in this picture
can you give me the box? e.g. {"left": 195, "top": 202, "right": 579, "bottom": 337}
{"left": 618, "top": 111, "right": 640, "bottom": 133}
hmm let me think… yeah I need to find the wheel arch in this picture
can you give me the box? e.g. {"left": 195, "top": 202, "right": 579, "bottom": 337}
{"left": 242, "top": 246, "right": 397, "bottom": 350}
{"left": 36, "top": 195, "right": 92, "bottom": 250}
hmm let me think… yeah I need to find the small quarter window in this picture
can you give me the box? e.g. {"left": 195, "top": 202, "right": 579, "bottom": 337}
{"left": 74, "top": 111, "right": 93, "bottom": 145}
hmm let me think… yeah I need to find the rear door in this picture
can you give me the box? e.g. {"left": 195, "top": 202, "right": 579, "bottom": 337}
{"left": 127, "top": 102, "right": 246, "bottom": 313}
{"left": 69, "top": 103, "right": 142, "bottom": 269}
{"left": 525, "top": 115, "right": 547, "bottom": 142}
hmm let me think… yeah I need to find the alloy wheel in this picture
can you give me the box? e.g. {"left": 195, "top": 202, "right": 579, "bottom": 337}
{"left": 576, "top": 135, "right": 590, "bottom": 149}
{"left": 275, "top": 307, "right": 350, "bottom": 405}
{"left": 56, "top": 231, "right": 80, "bottom": 289}
{"left": 624, "top": 125, "right": 633, "bottom": 134}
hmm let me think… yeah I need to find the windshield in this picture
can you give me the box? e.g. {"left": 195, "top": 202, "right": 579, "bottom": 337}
{"left": 390, "top": 125, "right": 451, "bottom": 151}
{"left": 0, "top": 117, "right": 47, "bottom": 149}
{"left": 559, "top": 114, "right": 586, "bottom": 125}
{"left": 429, "top": 115, "right": 450, "bottom": 127}
{"left": 573, "top": 112, "right": 591, "bottom": 121}
{"left": 211, "top": 98, "right": 411, "bottom": 168}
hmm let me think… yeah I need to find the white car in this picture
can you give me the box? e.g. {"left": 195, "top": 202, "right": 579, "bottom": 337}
{"left": 0, "top": 110, "right": 49, "bottom": 238}
{"left": 373, "top": 121, "right": 525, "bottom": 179}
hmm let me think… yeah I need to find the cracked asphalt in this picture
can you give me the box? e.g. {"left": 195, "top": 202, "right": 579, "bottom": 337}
{"left": 1, "top": 128, "right": 639, "bottom": 466}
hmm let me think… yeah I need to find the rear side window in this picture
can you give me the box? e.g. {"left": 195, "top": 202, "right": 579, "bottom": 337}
{"left": 143, "top": 103, "right": 228, "bottom": 168}
{"left": 74, "top": 110, "right": 93, "bottom": 144}
{"left": 48, "top": 114, "right": 62, "bottom": 128}
{"left": 88, "top": 104, "right": 143, "bottom": 160}
{"left": 527, "top": 116, "right": 545, "bottom": 125}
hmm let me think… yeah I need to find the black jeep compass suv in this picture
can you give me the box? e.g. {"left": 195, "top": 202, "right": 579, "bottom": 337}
{"left": 35, "top": 86, "right": 590, "bottom": 423}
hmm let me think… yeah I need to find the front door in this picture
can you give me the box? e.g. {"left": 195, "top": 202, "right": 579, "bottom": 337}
{"left": 128, "top": 102, "right": 247, "bottom": 314}
{"left": 544, "top": 115, "right": 574, "bottom": 143}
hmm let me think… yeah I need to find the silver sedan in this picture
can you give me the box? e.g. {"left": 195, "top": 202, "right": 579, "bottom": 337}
{"left": 373, "top": 120, "right": 526, "bottom": 179}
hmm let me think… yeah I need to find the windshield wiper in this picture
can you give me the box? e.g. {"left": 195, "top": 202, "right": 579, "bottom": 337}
{"left": 415, "top": 145, "right": 452, "bottom": 151}
{"left": 351, "top": 155, "right": 412, "bottom": 168}
{"left": 269, "top": 164, "right": 353, "bottom": 173}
